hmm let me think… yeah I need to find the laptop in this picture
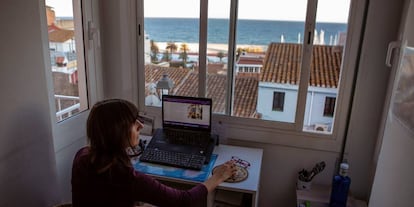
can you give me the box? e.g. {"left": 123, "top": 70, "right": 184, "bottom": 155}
{"left": 140, "top": 95, "right": 218, "bottom": 170}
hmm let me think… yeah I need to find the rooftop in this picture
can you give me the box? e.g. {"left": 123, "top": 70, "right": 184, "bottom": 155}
{"left": 48, "top": 24, "right": 74, "bottom": 43}
{"left": 261, "top": 43, "right": 342, "bottom": 88}
{"left": 145, "top": 65, "right": 258, "bottom": 117}
{"left": 145, "top": 42, "right": 343, "bottom": 117}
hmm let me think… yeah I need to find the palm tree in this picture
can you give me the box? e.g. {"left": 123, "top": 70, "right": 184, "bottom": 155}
{"left": 166, "top": 42, "right": 177, "bottom": 61}
{"left": 217, "top": 51, "right": 225, "bottom": 63}
{"left": 179, "top": 52, "right": 188, "bottom": 68}
{"left": 180, "top": 43, "right": 190, "bottom": 53}
{"left": 179, "top": 43, "right": 190, "bottom": 66}
{"left": 150, "top": 40, "right": 159, "bottom": 63}
{"left": 161, "top": 51, "right": 170, "bottom": 62}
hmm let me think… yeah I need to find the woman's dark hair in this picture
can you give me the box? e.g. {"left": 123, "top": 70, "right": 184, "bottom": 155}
{"left": 86, "top": 99, "right": 138, "bottom": 172}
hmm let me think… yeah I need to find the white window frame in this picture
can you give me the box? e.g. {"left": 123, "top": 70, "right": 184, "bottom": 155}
{"left": 40, "top": 0, "right": 103, "bottom": 200}
{"left": 136, "top": 0, "right": 367, "bottom": 151}
{"left": 43, "top": 0, "right": 103, "bottom": 151}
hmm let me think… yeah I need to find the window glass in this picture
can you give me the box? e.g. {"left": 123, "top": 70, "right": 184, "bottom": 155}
{"left": 323, "top": 97, "right": 336, "bottom": 117}
{"left": 303, "top": 0, "right": 351, "bottom": 133}
{"left": 143, "top": 0, "right": 200, "bottom": 107}
{"left": 272, "top": 92, "right": 285, "bottom": 111}
{"left": 237, "top": 0, "right": 307, "bottom": 121}
{"left": 45, "top": 0, "right": 88, "bottom": 122}
{"left": 139, "top": 0, "right": 358, "bottom": 137}
{"left": 206, "top": 0, "right": 231, "bottom": 115}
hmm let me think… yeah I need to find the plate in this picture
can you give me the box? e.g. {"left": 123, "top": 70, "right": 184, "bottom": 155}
{"left": 213, "top": 165, "right": 248, "bottom": 183}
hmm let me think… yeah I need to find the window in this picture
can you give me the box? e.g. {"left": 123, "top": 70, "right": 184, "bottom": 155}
{"left": 303, "top": 0, "right": 351, "bottom": 133}
{"left": 323, "top": 97, "right": 336, "bottom": 117}
{"left": 272, "top": 92, "right": 285, "bottom": 111}
{"left": 138, "top": 0, "right": 361, "bottom": 137}
{"left": 142, "top": 0, "right": 200, "bottom": 107}
{"left": 45, "top": 0, "right": 88, "bottom": 122}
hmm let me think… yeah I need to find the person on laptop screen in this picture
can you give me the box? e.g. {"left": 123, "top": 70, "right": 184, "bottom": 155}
{"left": 72, "top": 99, "right": 236, "bottom": 207}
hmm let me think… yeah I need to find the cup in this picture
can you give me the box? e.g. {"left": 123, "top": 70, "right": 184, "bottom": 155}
{"left": 297, "top": 179, "right": 312, "bottom": 190}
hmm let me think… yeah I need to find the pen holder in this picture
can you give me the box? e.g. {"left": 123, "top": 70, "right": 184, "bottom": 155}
{"left": 297, "top": 179, "right": 312, "bottom": 190}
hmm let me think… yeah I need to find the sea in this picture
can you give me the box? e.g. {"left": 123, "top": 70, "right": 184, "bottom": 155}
{"left": 144, "top": 18, "right": 348, "bottom": 46}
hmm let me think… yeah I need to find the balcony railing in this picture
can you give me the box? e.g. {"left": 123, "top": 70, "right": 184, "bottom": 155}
{"left": 55, "top": 95, "right": 80, "bottom": 121}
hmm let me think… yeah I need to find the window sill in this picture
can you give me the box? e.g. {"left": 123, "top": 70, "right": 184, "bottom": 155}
{"left": 142, "top": 106, "right": 344, "bottom": 152}
{"left": 213, "top": 114, "right": 343, "bottom": 153}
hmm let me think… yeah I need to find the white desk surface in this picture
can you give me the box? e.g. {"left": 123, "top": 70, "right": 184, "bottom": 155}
{"left": 212, "top": 144, "right": 263, "bottom": 194}
{"left": 138, "top": 135, "right": 263, "bottom": 194}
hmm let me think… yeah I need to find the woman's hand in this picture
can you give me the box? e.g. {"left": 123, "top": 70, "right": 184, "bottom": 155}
{"left": 202, "top": 161, "right": 237, "bottom": 192}
{"left": 212, "top": 161, "right": 237, "bottom": 182}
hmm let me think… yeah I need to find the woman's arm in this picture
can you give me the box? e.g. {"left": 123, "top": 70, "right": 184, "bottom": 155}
{"left": 131, "top": 169, "right": 208, "bottom": 207}
{"left": 129, "top": 161, "right": 235, "bottom": 206}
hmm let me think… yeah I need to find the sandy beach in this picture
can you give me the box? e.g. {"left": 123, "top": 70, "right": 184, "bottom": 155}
{"left": 155, "top": 42, "right": 267, "bottom": 54}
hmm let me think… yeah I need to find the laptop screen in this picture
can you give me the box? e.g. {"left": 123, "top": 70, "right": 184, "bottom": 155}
{"left": 162, "top": 95, "right": 212, "bottom": 132}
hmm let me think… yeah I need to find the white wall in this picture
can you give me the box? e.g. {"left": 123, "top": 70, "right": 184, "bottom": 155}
{"left": 369, "top": 117, "right": 414, "bottom": 207}
{"left": 100, "top": 0, "right": 138, "bottom": 102}
{"left": 257, "top": 83, "right": 298, "bottom": 122}
{"left": 258, "top": 83, "right": 336, "bottom": 128}
{"left": 0, "top": 0, "right": 406, "bottom": 206}
{"left": 344, "top": 0, "right": 404, "bottom": 200}
{"left": 0, "top": 0, "right": 60, "bottom": 206}
{"left": 303, "top": 90, "right": 336, "bottom": 127}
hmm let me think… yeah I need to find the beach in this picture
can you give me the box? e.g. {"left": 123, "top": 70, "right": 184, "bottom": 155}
{"left": 155, "top": 42, "right": 267, "bottom": 54}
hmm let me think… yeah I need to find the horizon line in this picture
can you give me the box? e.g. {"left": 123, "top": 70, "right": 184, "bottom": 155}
{"left": 144, "top": 16, "right": 348, "bottom": 24}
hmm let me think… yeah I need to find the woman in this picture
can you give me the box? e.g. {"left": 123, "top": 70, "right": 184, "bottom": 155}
{"left": 72, "top": 99, "right": 236, "bottom": 207}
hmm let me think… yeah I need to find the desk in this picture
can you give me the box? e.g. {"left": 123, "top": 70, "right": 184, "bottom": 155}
{"left": 136, "top": 136, "right": 263, "bottom": 207}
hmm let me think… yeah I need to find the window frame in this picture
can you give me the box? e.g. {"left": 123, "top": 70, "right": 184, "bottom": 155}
{"left": 136, "top": 0, "right": 367, "bottom": 151}
{"left": 43, "top": 0, "right": 103, "bottom": 151}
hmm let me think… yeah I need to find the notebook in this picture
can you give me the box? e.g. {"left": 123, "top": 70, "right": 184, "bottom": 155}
{"left": 140, "top": 95, "right": 218, "bottom": 170}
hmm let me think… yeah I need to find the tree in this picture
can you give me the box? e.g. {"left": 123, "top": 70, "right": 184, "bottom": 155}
{"left": 180, "top": 43, "right": 190, "bottom": 53}
{"left": 166, "top": 42, "right": 177, "bottom": 61}
{"left": 178, "top": 53, "right": 188, "bottom": 68}
{"left": 150, "top": 40, "right": 159, "bottom": 63}
{"left": 179, "top": 43, "right": 190, "bottom": 66}
{"left": 217, "top": 51, "right": 225, "bottom": 63}
{"left": 161, "top": 51, "right": 170, "bottom": 62}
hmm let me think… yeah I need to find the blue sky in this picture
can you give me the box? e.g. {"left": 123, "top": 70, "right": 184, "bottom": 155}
{"left": 145, "top": 0, "right": 350, "bottom": 23}
{"left": 47, "top": 0, "right": 350, "bottom": 23}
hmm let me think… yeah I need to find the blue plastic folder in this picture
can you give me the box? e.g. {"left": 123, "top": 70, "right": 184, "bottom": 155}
{"left": 132, "top": 154, "right": 218, "bottom": 182}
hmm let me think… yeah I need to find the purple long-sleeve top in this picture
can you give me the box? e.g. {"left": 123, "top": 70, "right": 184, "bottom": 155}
{"left": 72, "top": 147, "right": 208, "bottom": 207}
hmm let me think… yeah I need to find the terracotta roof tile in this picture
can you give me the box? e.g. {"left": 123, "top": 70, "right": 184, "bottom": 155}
{"left": 233, "top": 76, "right": 258, "bottom": 117}
{"left": 175, "top": 74, "right": 258, "bottom": 117}
{"left": 238, "top": 56, "right": 263, "bottom": 65}
{"left": 48, "top": 25, "right": 74, "bottom": 43}
{"left": 207, "top": 63, "right": 226, "bottom": 74}
{"left": 144, "top": 65, "right": 192, "bottom": 96}
{"left": 261, "top": 43, "right": 342, "bottom": 88}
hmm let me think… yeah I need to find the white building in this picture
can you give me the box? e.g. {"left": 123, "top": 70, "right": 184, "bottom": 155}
{"left": 257, "top": 43, "right": 342, "bottom": 132}
{"left": 235, "top": 52, "right": 264, "bottom": 75}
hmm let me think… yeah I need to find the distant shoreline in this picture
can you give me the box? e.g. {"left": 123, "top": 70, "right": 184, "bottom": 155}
{"left": 154, "top": 42, "right": 268, "bottom": 54}
{"left": 145, "top": 18, "right": 347, "bottom": 46}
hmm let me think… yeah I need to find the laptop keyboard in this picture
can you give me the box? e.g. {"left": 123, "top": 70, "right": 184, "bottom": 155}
{"left": 165, "top": 131, "right": 210, "bottom": 147}
{"left": 140, "top": 148, "right": 206, "bottom": 170}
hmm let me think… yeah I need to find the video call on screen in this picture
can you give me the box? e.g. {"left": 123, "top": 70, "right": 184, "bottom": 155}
{"left": 163, "top": 98, "right": 211, "bottom": 129}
